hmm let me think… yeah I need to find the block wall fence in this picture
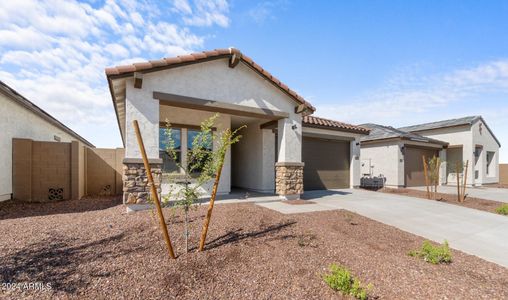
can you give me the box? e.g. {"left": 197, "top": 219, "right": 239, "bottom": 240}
{"left": 12, "top": 138, "right": 124, "bottom": 202}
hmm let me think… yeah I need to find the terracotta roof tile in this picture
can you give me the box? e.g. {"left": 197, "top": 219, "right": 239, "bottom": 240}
{"left": 303, "top": 115, "right": 370, "bottom": 134}
{"left": 105, "top": 48, "right": 315, "bottom": 112}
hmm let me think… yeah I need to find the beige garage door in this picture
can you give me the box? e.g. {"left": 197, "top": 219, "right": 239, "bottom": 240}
{"left": 404, "top": 146, "right": 439, "bottom": 187}
{"left": 303, "top": 137, "right": 350, "bottom": 190}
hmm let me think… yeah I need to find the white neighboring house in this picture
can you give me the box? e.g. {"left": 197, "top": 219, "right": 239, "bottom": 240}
{"left": 0, "top": 81, "right": 94, "bottom": 201}
{"left": 105, "top": 48, "right": 370, "bottom": 204}
{"left": 399, "top": 116, "right": 501, "bottom": 186}
{"left": 359, "top": 124, "right": 448, "bottom": 188}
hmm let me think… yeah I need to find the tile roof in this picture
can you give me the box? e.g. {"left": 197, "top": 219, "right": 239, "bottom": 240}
{"left": 398, "top": 116, "right": 481, "bottom": 132}
{"left": 360, "top": 123, "right": 448, "bottom": 145}
{"left": 303, "top": 115, "right": 370, "bottom": 134}
{"left": 0, "top": 80, "right": 94, "bottom": 147}
{"left": 105, "top": 48, "right": 315, "bottom": 112}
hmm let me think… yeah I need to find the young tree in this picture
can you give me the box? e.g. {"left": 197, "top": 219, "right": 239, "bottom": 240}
{"left": 428, "top": 156, "right": 441, "bottom": 199}
{"left": 423, "top": 155, "right": 441, "bottom": 200}
{"left": 161, "top": 114, "right": 245, "bottom": 253}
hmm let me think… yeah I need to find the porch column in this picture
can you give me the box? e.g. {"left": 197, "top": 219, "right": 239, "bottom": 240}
{"left": 122, "top": 81, "right": 162, "bottom": 205}
{"left": 275, "top": 117, "right": 304, "bottom": 200}
{"left": 439, "top": 149, "right": 447, "bottom": 185}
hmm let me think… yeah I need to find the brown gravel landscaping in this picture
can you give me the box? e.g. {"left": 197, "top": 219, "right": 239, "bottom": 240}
{"left": 1, "top": 197, "right": 507, "bottom": 299}
{"left": 379, "top": 187, "right": 506, "bottom": 214}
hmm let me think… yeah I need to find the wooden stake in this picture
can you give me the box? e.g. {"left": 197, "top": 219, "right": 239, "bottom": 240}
{"left": 198, "top": 150, "right": 226, "bottom": 252}
{"left": 456, "top": 161, "right": 461, "bottom": 202}
{"left": 133, "top": 120, "right": 176, "bottom": 259}
{"left": 462, "top": 160, "right": 469, "bottom": 202}
{"left": 422, "top": 155, "right": 431, "bottom": 199}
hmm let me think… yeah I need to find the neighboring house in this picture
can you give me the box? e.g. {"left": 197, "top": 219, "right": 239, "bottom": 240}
{"left": 359, "top": 124, "right": 448, "bottom": 187}
{"left": 399, "top": 116, "right": 501, "bottom": 186}
{"left": 105, "top": 48, "right": 369, "bottom": 203}
{"left": 0, "top": 81, "right": 94, "bottom": 201}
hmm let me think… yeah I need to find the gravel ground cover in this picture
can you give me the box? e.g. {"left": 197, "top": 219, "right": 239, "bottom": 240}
{"left": 0, "top": 197, "right": 507, "bottom": 299}
{"left": 379, "top": 187, "right": 505, "bottom": 214}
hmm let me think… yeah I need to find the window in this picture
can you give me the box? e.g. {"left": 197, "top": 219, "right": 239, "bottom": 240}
{"left": 159, "top": 127, "right": 181, "bottom": 173}
{"left": 187, "top": 129, "right": 213, "bottom": 174}
{"left": 486, "top": 151, "right": 495, "bottom": 176}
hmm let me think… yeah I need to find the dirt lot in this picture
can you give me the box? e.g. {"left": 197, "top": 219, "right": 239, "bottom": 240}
{"left": 379, "top": 187, "right": 505, "bottom": 214}
{"left": 1, "top": 197, "right": 507, "bottom": 299}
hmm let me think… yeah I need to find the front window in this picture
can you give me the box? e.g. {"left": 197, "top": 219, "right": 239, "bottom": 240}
{"left": 187, "top": 129, "right": 213, "bottom": 174}
{"left": 159, "top": 127, "right": 181, "bottom": 173}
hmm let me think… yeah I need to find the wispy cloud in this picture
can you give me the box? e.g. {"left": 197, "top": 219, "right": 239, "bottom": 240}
{"left": 0, "top": 0, "right": 231, "bottom": 146}
{"left": 315, "top": 59, "right": 508, "bottom": 125}
{"left": 171, "top": 0, "right": 230, "bottom": 28}
{"left": 247, "top": 1, "right": 288, "bottom": 24}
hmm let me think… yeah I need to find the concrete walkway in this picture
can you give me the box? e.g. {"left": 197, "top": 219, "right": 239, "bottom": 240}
{"left": 257, "top": 189, "right": 508, "bottom": 268}
{"left": 410, "top": 185, "right": 508, "bottom": 203}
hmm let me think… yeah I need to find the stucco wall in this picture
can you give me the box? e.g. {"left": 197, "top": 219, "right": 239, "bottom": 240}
{"left": 124, "top": 58, "right": 302, "bottom": 164}
{"left": 231, "top": 122, "right": 275, "bottom": 192}
{"left": 416, "top": 122, "right": 500, "bottom": 185}
{"left": 471, "top": 120, "right": 500, "bottom": 184}
{"left": 360, "top": 142, "right": 402, "bottom": 187}
{"left": 0, "top": 93, "right": 84, "bottom": 201}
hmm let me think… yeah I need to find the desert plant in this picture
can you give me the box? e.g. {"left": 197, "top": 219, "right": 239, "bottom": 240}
{"left": 408, "top": 240, "right": 452, "bottom": 264}
{"left": 162, "top": 114, "right": 245, "bottom": 253}
{"left": 423, "top": 155, "right": 441, "bottom": 199}
{"left": 322, "top": 264, "right": 373, "bottom": 300}
{"left": 199, "top": 125, "right": 246, "bottom": 251}
{"left": 495, "top": 204, "right": 508, "bottom": 215}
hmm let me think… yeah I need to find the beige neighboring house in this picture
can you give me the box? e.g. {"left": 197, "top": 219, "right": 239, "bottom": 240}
{"left": 105, "top": 48, "right": 369, "bottom": 204}
{"left": 0, "top": 81, "right": 94, "bottom": 201}
{"left": 360, "top": 116, "right": 501, "bottom": 188}
{"left": 359, "top": 124, "right": 449, "bottom": 188}
{"left": 399, "top": 116, "right": 501, "bottom": 186}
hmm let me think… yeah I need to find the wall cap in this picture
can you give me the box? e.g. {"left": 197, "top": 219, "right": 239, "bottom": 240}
{"left": 275, "top": 162, "right": 305, "bottom": 167}
{"left": 123, "top": 157, "right": 163, "bottom": 164}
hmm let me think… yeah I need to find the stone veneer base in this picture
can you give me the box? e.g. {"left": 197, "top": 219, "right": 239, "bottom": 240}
{"left": 275, "top": 162, "right": 304, "bottom": 198}
{"left": 122, "top": 158, "right": 162, "bottom": 205}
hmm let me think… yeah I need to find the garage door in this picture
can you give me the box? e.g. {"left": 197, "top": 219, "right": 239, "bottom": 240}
{"left": 404, "top": 146, "right": 439, "bottom": 187}
{"left": 302, "top": 137, "right": 350, "bottom": 190}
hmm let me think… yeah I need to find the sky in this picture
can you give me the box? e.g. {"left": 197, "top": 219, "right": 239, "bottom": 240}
{"left": 1, "top": 1, "right": 508, "bottom": 162}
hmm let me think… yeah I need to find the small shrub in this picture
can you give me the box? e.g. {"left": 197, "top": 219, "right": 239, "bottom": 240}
{"left": 322, "top": 264, "right": 372, "bottom": 300}
{"left": 408, "top": 240, "right": 452, "bottom": 264}
{"left": 495, "top": 204, "right": 508, "bottom": 215}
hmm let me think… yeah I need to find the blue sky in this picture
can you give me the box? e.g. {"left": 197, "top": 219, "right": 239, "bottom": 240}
{"left": 1, "top": 1, "right": 507, "bottom": 161}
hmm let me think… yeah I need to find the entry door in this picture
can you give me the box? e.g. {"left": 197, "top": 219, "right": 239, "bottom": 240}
{"left": 302, "top": 137, "right": 350, "bottom": 190}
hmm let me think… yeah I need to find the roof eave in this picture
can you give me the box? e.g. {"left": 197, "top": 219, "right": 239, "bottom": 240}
{"left": 303, "top": 123, "right": 369, "bottom": 134}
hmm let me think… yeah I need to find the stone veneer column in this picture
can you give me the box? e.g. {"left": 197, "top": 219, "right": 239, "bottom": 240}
{"left": 122, "top": 158, "right": 162, "bottom": 204}
{"left": 275, "top": 162, "right": 304, "bottom": 200}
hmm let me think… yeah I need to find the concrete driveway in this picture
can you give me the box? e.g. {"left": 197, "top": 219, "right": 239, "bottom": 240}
{"left": 257, "top": 189, "right": 508, "bottom": 268}
{"left": 410, "top": 185, "right": 508, "bottom": 203}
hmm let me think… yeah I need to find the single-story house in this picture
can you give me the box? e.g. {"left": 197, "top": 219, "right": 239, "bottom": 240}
{"left": 105, "top": 48, "right": 369, "bottom": 203}
{"left": 399, "top": 116, "right": 501, "bottom": 186}
{"left": 0, "top": 80, "right": 94, "bottom": 201}
{"left": 359, "top": 123, "right": 448, "bottom": 187}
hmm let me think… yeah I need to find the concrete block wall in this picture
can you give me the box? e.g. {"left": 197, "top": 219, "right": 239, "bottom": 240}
{"left": 500, "top": 164, "right": 508, "bottom": 185}
{"left": 12, "top": 138, "right": 75, "bottom": 201}
{"left": 12, "top": 138, "right": 124, "bottom": 202}
{"left": 85, "top": 148, "right": 125, "bottom": 196}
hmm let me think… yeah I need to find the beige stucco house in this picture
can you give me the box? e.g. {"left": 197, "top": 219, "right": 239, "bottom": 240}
{"left": 360, "top": 116, "right": 501, "bottom": 188}
{"left": 105, "top": 48, "right": 369, "bottom": 203}
{"left": 360, "top": 124, "right": 448, "bottom": 188}
{"left": 0, "top": 81, "right": 94, "bottom": 201}
{"left": 399, "top": 116, "right": 501, "bottom": 186}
